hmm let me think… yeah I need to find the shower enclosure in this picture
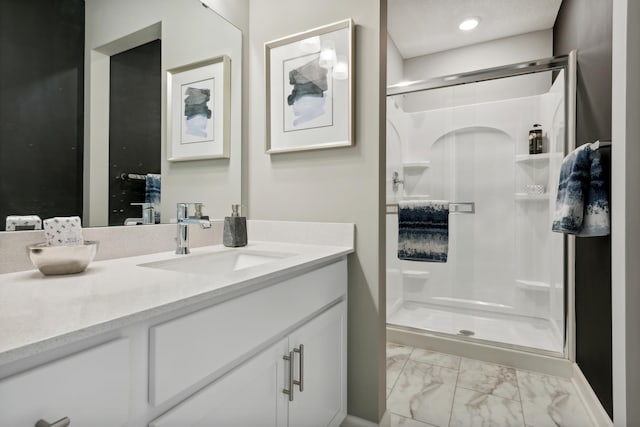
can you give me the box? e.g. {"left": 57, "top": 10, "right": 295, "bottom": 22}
{"left": 386, "top": 54, "right": 576, "bottom": 357}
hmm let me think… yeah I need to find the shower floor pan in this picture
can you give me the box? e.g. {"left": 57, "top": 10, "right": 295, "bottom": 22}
{"left": 387, "top": 300, "right": 563, "bottom": 354}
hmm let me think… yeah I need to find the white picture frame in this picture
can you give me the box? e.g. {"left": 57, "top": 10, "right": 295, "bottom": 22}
{"left": 265, "top": 19, "right": 354, "bottom": 154}
{"left": 167, "top": 55, "right": 231, "bottom": 161}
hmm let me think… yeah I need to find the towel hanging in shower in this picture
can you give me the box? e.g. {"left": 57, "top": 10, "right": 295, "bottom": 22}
{"left": 145, "top": 174, "right": 161, "bottom": 224}
{"left": 552, "top": 142, "right": 610, "bottom": 236}
{"left": 398, "top": 200, "right": 449, "bottom": 262}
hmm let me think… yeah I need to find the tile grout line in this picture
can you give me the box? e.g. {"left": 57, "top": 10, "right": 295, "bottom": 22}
{"left": 447, "top": 357, "right": 463, "bottom": 427}
{"left": 387, "top": 346, "right": 414, "bottom": 397}
{"left": 515, "top": 370, "right": 528, "bottom": 426}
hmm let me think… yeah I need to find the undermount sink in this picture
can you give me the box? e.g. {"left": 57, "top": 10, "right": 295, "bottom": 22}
{"left": 138, "top": 249, "right": 295, "bottom": 276}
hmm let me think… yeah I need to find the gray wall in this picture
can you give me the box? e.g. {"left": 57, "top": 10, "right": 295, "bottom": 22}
{"left": 611, "top": 0, "right": 640, "bottom": 424}
{"left": 553, "top": 0, "right": 613, "bottom": 417}
{"left": 247, "top": 0, "right": 387, "bottom": 422}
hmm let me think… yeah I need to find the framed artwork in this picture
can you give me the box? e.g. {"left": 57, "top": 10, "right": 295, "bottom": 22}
{"left": 265, "top": 19, "right": 354, "bottom": 154}
{"left": 167, "top": 55, "right": 231, "bottom": 161}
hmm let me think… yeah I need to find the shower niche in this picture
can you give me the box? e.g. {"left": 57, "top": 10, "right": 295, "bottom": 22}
{"left": 386, "top": 55, "right": 575, "bottom": 356}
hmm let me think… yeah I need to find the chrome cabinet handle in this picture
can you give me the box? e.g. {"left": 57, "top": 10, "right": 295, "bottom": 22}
{"left": 35, "top": 417, "right": 70, "bottom": 427}
{"left": 293, "top": 344, "right": 304, "bottom": 392}
{"left": 282, "top": 350, "right": 295, "bottom": 401}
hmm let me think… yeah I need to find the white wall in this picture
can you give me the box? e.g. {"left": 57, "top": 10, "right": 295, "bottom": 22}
{"left": 612, "top": 0, "right": 640, "bottom": 424}
{"left": 248, "top": 0, "right": 386, "bottom": 422}
{"left": 84, "top": 0, "right": 244, "bottom": 225}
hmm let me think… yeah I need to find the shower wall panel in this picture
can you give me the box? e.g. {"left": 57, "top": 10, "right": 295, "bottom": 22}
{"left": 387, "top": 85, "right": 565, "bottom": 347}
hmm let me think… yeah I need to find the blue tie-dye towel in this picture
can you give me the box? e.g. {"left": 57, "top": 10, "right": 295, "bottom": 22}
{"left": 145, "top": 174, "right": 161, "bottom": 224}
{"left": 398, "top": 200, "right": 449, "bottom": 262}
{"left": 552, "top": 142, "right": 610, "bottom": 236}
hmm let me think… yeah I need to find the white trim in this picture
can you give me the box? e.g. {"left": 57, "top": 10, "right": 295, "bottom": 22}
{"left": 572, "top": 364, "right": 613, "bottom": 427}
{"left": 341, "top": 412, "right": 390, "bottom": 427}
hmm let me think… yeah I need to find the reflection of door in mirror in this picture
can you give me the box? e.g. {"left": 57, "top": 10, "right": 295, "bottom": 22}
{"left": 0, "top": 0, "right": 84, "bottom": 231}
{"left": 108, "top": 40, "right": 161, "bottom": 226}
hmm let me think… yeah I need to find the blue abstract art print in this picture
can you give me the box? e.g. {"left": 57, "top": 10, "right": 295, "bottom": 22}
{"left": 283, "top": 53, "right": 333, "bottom": 132}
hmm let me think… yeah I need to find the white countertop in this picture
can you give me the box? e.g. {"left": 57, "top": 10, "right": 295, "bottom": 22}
{"left": 0, "top": 241, "right": 352, "bottom": 365}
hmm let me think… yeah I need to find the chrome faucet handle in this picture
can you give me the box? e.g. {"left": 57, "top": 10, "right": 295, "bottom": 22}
{"left": 176, "top": 202, "right": 208, "bottom": 221}
{"left": 175, "top": 203, "right": 211, "bottom": 255}
{"left": 176, "top": 202, "right": 191, "bottom": 221}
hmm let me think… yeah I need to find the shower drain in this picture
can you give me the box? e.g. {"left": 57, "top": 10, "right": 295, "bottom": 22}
{"left": 458, "top": 329, "right": 475, "bottom": 337}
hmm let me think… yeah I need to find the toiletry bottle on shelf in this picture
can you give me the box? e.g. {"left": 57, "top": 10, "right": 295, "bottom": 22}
{"left": 529, "top": 124, "right": 543, "bottom": 154}
{"left": 223, "top": 204, "right": 247, "bottom": 247}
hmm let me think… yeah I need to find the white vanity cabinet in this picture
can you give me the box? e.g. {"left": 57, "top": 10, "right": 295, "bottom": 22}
{"left": 150, "top": 300, "right": 347, "bottom": 427}
{"left": 0, "top": 255, "right": 348, "bottom": 427}
{"left": 0, "top": 339, "right": 131, "bottom": 427}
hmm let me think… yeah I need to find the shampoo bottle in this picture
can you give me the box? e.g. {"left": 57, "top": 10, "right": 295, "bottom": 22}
{"left": 223, "top": 204, "right": 247, "bottom": 247}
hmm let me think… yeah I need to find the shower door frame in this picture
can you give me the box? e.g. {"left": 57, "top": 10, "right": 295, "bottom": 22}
{"left": 386, "top": 51, "right": 577, "bottom": 361}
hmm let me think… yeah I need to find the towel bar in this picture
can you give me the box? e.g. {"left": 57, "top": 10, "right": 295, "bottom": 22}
{"left": 120, "top": 173, "right": 147, "bottom": 181}
{"left": 385, "top": 202, "right": 475, "bottom": 215}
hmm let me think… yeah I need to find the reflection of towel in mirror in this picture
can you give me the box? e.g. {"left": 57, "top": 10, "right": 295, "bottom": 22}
{"left": 552, "top": 142, "right": 610, "bottom": 236}
{"left": 398, "top": 200, "right": 449, "bottom": 262}
{"left": 145, "top": 174, "right": 161, "bottom": 224}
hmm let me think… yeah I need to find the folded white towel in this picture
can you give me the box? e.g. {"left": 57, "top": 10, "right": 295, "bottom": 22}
{"left": 43, "top": 216, "right": 84, "bottom": 246}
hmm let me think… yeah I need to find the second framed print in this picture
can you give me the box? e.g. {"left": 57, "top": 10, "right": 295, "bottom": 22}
{"left": 167, "top": 55, "right": 231, "bottom": 161}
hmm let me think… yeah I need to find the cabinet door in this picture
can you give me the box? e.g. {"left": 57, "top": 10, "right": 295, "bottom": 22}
{"left": 288, "top": 301, "right": 347, "bottom": 427}
{"left": 0, "top": 339, "right": 130, "bottom": 427}
{"left": 149, "top": 338, "right": 289, "bottom": 427}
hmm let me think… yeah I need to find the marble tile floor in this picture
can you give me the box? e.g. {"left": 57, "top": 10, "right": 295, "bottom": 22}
{"left": 387, "top": 342, "right": 594, "bottom": 427}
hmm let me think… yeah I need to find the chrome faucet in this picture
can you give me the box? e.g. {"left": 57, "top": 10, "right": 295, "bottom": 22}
{"left": 176, "top": 202, "right": 211, "bottom": 255}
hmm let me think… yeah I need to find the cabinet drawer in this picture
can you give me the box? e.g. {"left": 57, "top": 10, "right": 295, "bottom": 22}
{"left": 149, "top": 259, "right": 346, "bottom": 405}
{"left": 0, "top": 339, "right": 130, "bottom": 427}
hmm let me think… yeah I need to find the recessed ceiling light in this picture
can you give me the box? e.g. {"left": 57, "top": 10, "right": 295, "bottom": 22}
{"left": 459, "top": 17, "right": 480, "bottom": 31}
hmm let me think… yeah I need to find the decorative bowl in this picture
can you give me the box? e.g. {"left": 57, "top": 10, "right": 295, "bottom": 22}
{"left": 27, "top": 241, "right": 99, "bottom": 276}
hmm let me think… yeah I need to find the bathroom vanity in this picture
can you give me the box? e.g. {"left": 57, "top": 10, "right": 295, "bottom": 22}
{"left": 0, "top": 222, "right": 353, "bottom": 427}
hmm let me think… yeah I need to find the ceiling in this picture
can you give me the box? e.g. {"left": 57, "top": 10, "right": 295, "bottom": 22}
{"left": 388, "top": 0, "right": 563, "bottom": 59}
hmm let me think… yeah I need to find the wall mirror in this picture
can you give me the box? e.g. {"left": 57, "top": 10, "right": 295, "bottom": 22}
{"left": 0, "top": 0, "right": 243, "bottom": 231}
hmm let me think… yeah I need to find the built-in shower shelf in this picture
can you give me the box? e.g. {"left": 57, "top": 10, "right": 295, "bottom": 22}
{"left": 515, "top": 153, "right": 563, "bottom": 163}
{"left": 403, "top": 161, "right": 431, "bottom": 170}
{"left": 516, "top": 279, "right": 551, "bottom": 291}
{"left": 402, "top": 270, "right": 431, "bottom": 280}
{"left": 514, "top": 193, "right": 550, "bottom": 201}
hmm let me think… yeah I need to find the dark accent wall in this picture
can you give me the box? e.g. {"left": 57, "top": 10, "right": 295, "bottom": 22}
{"left": 0, "top": 0, "right": 84, "bottom": 230}
{"left": 553, "top": 0, "right": 613, "bottom": 417}
{"left": 108, "top": 40, "right": 161, "bottom": 226}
